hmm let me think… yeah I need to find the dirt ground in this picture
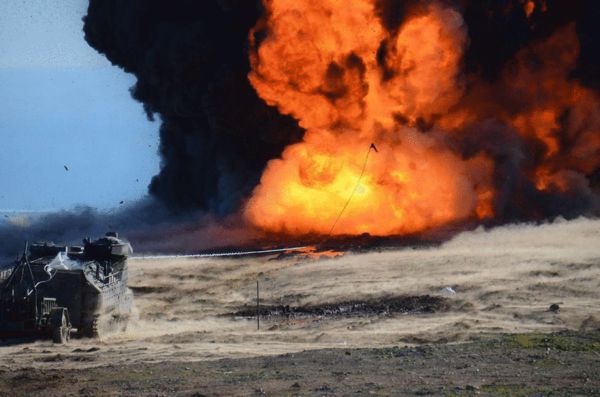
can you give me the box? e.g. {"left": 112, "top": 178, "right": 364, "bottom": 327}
{"left": 0, "top": 218, "right": 599, "bottom": 395}
{"left": 0, "top": 330, "right": 599, "bottom": 396}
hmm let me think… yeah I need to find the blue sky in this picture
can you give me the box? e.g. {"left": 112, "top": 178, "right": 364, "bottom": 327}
{"left": 0, "top": 0, "right": 159, "bottom": 212}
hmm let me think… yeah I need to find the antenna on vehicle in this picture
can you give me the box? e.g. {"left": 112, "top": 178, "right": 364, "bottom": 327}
{"left": 22, "top": 241, "right": 29, "bottom": 260}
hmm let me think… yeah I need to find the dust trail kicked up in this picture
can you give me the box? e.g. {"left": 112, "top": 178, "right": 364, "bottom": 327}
{"left": 0, "top": 218, "right": 598, "bottom": 369}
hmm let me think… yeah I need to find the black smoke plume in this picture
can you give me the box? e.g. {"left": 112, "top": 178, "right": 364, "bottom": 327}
{"left": 2, "top": 0, "right": 600, "bottom": 260}
{"left": 83, "top": 0, "right": 303, "bottom": 214}
{"left": 1, "top": 1, "right": 304, "bottom": 261}
{"left": 83, "top": 0, "right": 600, "bottom": 219}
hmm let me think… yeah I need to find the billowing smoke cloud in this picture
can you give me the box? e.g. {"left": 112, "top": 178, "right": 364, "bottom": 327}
{"left": 0, "top": 200, "right": 166, "bottom": 261}
{"left": 67, "top": 0, "right": 600, "bottom": 228}
{"left": 0, "top": 199, "right": 261, "bottom": 262}
{"left": 83, "top": 0, "right": 303, "bottom": 214}
{"left": 2, "top": 0, "right": 600, "bottom": 260}
{"left": 1, "top": 1, "right": 304, "bottom": 260}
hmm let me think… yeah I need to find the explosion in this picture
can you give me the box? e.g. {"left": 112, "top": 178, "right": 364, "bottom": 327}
{"left": 243, "top": 0, "right": 600, "bottom": 237}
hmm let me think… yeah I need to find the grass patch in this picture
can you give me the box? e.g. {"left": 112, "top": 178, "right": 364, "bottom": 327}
{"left": 503, "top": 331, "right": 600, "bottom": 352}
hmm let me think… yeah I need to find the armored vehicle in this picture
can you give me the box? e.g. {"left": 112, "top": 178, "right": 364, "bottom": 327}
{"left": 0, "top": 232, "right": 133, "bottom": 343}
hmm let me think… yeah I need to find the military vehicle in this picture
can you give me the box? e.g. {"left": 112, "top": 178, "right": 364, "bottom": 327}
{"left": 0, "top": 232, "right": 133, "bottom": 343}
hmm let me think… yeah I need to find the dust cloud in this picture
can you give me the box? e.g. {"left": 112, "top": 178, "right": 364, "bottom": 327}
{"left": 1, "top": 217, "right": 598, "bottom": 369}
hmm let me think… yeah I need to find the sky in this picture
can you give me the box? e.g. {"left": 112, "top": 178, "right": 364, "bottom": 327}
{"left": 0, "top": 0, "right": 159, "bottom": 212}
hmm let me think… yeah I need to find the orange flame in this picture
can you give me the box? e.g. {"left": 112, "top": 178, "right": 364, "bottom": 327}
{"left": 244, "top": 1, "right": 493, "bottom": 236}
{"left": 440, "top": 24, "right": 600, "bottom": 197}
{"left": 285, "top": 246, "right": 344, "bottom": 260}
{"left": 521, "top": 0, "right": 548, "bottom": 18}
{"left": 243, "top": 1, "right": 600, "bottom": 236}
{"left": 507, "top": 26, "right": 600, "bottom": 192}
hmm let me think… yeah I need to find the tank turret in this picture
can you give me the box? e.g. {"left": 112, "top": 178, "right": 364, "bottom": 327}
{"left": 0, "top": 232, "right": 133, "bottom": 343}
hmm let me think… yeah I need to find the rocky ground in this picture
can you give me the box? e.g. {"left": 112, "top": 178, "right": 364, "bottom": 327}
{"left": 0, "top": 330, "right": 599, "bottom": 396}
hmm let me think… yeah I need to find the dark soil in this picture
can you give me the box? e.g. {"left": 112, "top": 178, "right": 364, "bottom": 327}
{"left": 1, "top": 330, "right": 598, "bottom": 396}
{"left": 229, "top": 295, "right": 450, "bottom": 319}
